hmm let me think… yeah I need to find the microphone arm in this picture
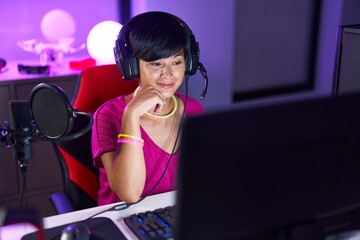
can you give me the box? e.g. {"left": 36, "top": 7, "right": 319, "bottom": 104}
{"left": 52, "top": 110, "right": 93, "bottom": 142}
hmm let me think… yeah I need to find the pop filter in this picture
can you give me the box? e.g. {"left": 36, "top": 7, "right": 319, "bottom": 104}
{"left": 29, "top": 82, "right": 93, "bottom": 141}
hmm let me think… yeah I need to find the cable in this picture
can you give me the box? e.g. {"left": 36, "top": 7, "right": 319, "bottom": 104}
{"left": 20, "top": 168, "right": 27, "bottom": 209}
{"left": 87, "top": 76, "right": 190, "bottom": 219}
{"left": 133, "top": 77, "right": 188, "bottom": 201}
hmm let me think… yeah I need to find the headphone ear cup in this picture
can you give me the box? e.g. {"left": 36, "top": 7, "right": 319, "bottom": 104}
{"left": 114, "top": 37, "right": 139, "bottom": 80}
{"left": 185, "top": 32, "right": 200, "bottom": 76}
{"left": 123, "top": 55, "right": 139, "bottom": 80}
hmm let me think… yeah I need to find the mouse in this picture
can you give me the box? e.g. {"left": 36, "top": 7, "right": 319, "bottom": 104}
{"left": 60, "top": 223, "right": 91, "bottom": 240}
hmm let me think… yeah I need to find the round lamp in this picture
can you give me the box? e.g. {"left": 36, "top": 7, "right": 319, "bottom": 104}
{"left": 86, "top": 21, "right": 122, "bottom": 65}
{"left": 41, "top": 9, "right": 76, "bottom": 42}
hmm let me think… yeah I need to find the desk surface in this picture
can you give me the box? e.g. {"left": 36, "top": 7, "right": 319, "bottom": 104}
{"left": 0, "top": 191, "right": 176, "bottom": 240}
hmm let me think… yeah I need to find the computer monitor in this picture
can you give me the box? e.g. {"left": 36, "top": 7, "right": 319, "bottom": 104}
{"left": 333, "top": 25, "right": 360, "bottom": 96}
{"left": 175, "top": 93, "right": 360, "bottom": 240}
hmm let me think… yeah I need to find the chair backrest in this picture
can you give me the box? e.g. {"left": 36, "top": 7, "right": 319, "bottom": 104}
{"left": 53, "top": 64, "right": 138, "bottom": 211}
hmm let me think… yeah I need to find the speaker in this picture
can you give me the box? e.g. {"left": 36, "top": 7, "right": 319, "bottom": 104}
{"left": 113, "top": 11, "right": 200, "bottom": 80}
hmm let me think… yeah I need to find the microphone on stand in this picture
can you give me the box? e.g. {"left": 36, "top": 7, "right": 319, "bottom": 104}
{"left": 0, "top": 82, "right": 93, "bottom": 211}
{"left": 1, "top": 82, "right": 93, "bottom": 170}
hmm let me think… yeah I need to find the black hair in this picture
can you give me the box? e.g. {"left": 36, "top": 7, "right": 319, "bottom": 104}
{"left": 127, "top": 12, "right": 189, "bottom": 62}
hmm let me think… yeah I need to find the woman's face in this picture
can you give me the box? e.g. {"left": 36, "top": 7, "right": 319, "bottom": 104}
{"left": 138, "top": 53, "right": 186, "bottom": 99}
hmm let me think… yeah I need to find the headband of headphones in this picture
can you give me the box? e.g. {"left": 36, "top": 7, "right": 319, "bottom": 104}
{"left": 113, "top": 11, "right": 200, "bottom": 81}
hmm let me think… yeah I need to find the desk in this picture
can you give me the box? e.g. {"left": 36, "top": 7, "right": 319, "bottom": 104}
{"left": 0, "top": 191, "right": 176, "bottom": 240}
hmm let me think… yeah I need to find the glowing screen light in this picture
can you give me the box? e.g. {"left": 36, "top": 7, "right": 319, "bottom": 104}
{"left": 87, "top": 21, "right": 122, "bottom": 65}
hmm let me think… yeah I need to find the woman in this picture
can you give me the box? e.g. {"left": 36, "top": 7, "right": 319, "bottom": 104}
{"left": 92, "top": 11, "right": 205, "bottom": 205}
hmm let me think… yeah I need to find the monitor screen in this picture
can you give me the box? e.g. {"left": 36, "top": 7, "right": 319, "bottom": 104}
{"left": 175, "top": 93, "right": 360, "bottom": 240}
{"left": 333, "top": 25, "right": 360, "bottom": 96}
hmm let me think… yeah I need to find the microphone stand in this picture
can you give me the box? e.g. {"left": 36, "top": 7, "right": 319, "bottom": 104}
{"left": 1, "top": 112, "right": 34, "bottom": 209}
{"left": 12, "top": 126, "right": 33, "bottom": 174}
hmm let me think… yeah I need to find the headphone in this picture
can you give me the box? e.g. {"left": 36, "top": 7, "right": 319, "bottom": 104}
{"left": 113, "top": 12, "right": 208, "bottom": 98}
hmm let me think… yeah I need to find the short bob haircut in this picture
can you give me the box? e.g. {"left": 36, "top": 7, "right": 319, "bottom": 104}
{"left": 127, "top": 12, "right": 189, "bottom": 62}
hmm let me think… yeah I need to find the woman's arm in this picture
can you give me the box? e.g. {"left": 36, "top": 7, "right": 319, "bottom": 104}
{"left": 101, "top": 86, "right": 166, "bottom": 203}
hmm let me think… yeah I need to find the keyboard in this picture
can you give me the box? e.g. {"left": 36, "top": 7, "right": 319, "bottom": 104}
{"left": 124, "top": 205, "right": 175, "bottom": 239}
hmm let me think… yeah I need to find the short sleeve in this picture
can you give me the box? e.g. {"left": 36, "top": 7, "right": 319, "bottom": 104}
{"left": 91, "top": 97, "right": 125, "bottom": 167}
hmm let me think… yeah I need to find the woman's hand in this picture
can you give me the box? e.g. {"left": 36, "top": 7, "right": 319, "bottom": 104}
{"left": 126, "top": 85, "right": 166, "bottom": 118}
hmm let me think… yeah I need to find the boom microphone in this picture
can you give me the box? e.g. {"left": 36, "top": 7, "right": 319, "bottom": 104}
{"left": 197, "top": 62, "right": 208, "bottom": 99}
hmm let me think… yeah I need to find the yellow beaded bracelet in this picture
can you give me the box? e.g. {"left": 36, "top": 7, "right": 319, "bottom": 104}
{"left": 117, "top": 133, "right": 144, "bottom": 143}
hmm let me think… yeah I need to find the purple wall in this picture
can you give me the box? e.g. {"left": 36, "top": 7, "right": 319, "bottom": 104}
{"left": 0, "top": 0, "right": 119, "bottom": 61}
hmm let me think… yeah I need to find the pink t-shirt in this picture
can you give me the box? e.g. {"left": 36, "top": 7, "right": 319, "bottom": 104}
{"left": 92, "top": 93, "right": 204, "bottom": 205}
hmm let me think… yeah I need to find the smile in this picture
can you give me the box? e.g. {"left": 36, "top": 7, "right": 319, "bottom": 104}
{"left": 158, "top": 83, "right": 175, "bottom": 89}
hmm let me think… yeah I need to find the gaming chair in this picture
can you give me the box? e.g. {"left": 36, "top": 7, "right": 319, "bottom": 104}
{"left": 49, "top": 64, "right": 138, "bottom": 214}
